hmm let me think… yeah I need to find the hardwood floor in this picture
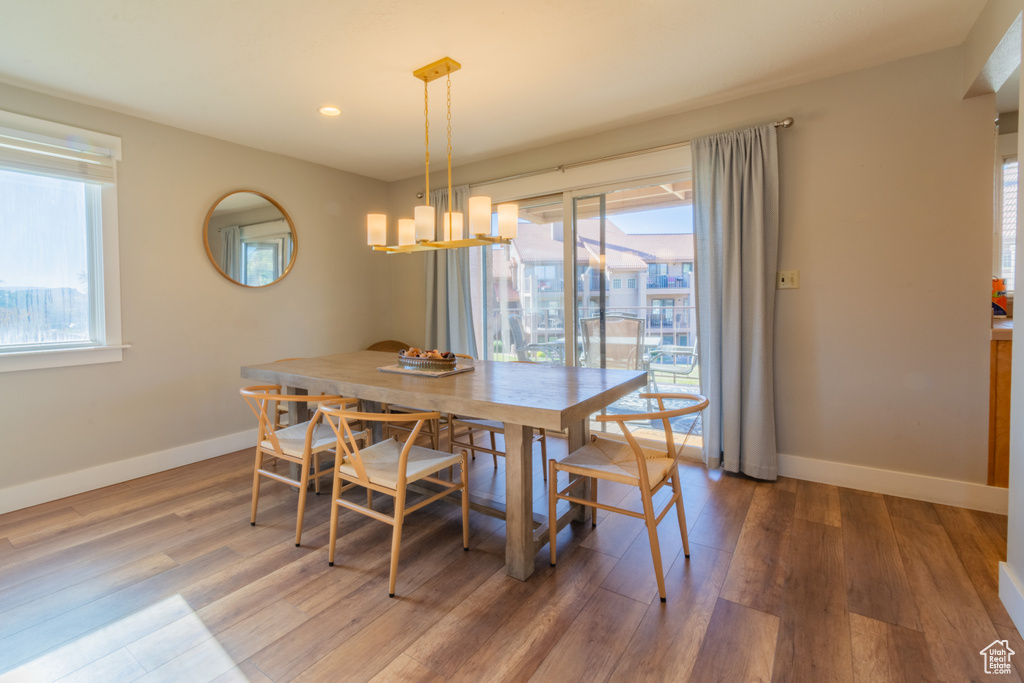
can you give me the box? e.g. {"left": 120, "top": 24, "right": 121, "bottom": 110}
{"left": 0, "top": 437, "right": 1020, "bottom": 682}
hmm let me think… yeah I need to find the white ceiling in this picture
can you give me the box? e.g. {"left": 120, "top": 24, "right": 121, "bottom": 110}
{"left": 0, "top": 0, "right": 987, "bottom": 181}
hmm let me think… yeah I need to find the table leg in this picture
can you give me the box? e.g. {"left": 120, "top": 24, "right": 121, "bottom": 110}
{"left": 567, "top": 418, "right": 593, "bottom": 524}
{"left": 504, "top": 422, "right": 534, "bottom": 580}
{"left": 286, "top": 387, "right": 310, "bottom": 425}
{"left": 360, "top": 400, "right": 384, "bottom": 443}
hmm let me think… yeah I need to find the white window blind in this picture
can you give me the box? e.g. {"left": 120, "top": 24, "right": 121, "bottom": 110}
{"left": 0, "top": 110, "right": 120, "bottom": 184}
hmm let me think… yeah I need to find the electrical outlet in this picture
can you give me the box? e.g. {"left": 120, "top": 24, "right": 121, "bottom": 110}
{"left": 777, "top": 270, "right": 800, "bottom": 289}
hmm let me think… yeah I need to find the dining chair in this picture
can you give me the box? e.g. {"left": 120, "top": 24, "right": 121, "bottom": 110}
{"left": 383, "top": 352, "right": 478, "bottom": 449}
{"left": 366, "top": 339, "right": 413, "bottom": 353}
{"left": 508, "top": 314, "right": 563, "bottom": 364}
{"left": 548, "top": 392, "right": 708, "bottom": 602}
{"left": 240, "top": 386, "right": 369, "bottom": 547}
{"left": 371, "top": 341, "right": 451, "bottom": 448}
{"left": 448, "top": 360, "right": 548, "bottom": 480}
{"left": 365, "top": 339, "right": 438, "bottom": 443}
{"left": 579, "top": 314, "right": 646, "bottom": 370}
{"left": 318, "top": 403, "right": 470, "bottom": 598}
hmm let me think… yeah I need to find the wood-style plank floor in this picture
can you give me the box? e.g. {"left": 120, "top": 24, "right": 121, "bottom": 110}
{"left": 0, "top": 436, "right": 1020, "bottom": 682}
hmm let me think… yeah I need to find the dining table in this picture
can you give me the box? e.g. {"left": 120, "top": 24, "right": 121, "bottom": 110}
{"left": 241, "top": 350, "right": 647, "bottom": 580}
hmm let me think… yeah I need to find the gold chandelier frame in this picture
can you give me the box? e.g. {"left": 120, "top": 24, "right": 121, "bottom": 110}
{"left": 369, "top": 57, "right": 517, "bottom": 253}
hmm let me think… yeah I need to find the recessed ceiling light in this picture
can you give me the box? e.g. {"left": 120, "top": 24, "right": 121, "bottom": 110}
{"left": 319, "top": 106, "right": 341, "bottom": 117}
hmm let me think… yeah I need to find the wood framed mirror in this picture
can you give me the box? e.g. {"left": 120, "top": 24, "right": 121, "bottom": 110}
{"left": 203, "top": 190, "right": 297, "bottom": 287}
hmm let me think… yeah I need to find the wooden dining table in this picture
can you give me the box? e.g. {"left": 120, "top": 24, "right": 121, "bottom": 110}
{"left": 241, "top": 350, "right": 647, "bottom": 580}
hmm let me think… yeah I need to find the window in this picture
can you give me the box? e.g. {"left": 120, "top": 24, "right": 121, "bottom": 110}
{"left": 468, "top": 195, "right": 566, "bottom": 362}
{"left": 612, "top": 278, "right": 622, "bottom": 289}
{"left": 650, "top": 298, "right": 674, "bottom": 328}
{"left": 0, "top": 110, "right": 123, "bottom": 372}
{"left": 1001, "top": 157, "right": 1017, "bottom": 291}
{"left": 469, "top": 147, "right": 696, "bottom": 444}
{"left": 533, "top": 263, "right": 562, "bottom": 292}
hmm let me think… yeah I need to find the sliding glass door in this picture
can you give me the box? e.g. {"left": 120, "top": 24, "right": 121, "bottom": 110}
{"left": 468, "top": 194, "right": 567, "bottom": 364}
{"left": 464, "top": 171, "right": 700, "bottom": 447}
{"left": 572, "top": 178, "right": 700, "bottom": 442}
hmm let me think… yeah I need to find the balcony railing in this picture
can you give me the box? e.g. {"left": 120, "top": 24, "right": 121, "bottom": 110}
{"left": 484, "top": 304, "right": 696, "bottom": 358}
{"left": 646, "top": 273, "right": 691, "bottom": 289}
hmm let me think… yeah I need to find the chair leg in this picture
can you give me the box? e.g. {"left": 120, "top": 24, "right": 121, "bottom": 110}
{"left": 549, "top": 461, "right": 559, "bottom": 566}
{"left": 431, "top": 419, "right": 439, "bottom": 450}
{"left": 367, "top": 488, "right": 373, "bottom": 508}
{"left": 640, "top": 487, "right": 668, "bottom": 602}
{"left": 313, "top": 453, "right": 321, "bottom": 495}
{"left": 539, "top": 429, "right": 548, "bottom": 481}
{"left": 591, "top": 477, "right": 598, "bottom": 527}
{"left": 295, "top": 456, "right": 309, "bottom": 547}
{"left": 490, "top": 431, "right": 498, "bottom": 469}
{"left": 250, "top": 449, "right": 262, "bottom": 526}
{"left": 671, "top": 467, "right": 690, "bottom": 558}
{"left": 461, "top": 451, "right": 470, "bottom": 550}
{"left": 327, "top": 469, "right": 343, "bottom": 566}
{"left": 389, "top": 491, "right": 407, "bottom": 598}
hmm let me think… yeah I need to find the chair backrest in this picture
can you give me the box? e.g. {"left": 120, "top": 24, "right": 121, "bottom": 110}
{"left": 507, "top": 315, "right": 530, "bottom": 361}
{"left": 240, "top": 385, "right": 348, "bottom": 454}
{"left": 318, "top": 403, "right": 442, "bottom": 490}
{"left": 366, "top": 340, "right": 412, "bottom": 353}
{"left": 580, "top": 315, "right": 646, "bottom": 370}
{"left": 595, "top": 392, "right": 708, "bottom": 485}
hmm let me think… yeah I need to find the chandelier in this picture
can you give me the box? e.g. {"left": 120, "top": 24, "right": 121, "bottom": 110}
{"left": 368, "top": 57, "right": 518, "bottom": 253}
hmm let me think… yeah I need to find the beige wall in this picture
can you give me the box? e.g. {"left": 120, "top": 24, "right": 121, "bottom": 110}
{"left": 0, "top": 81, "right": 393, "bottom": 491}
{"left": 389, "top": 47, "right": 995, "bottom": 483}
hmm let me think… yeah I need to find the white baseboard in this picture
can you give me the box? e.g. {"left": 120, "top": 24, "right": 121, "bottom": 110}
{"left": 0, "top": 440, "right": 1009, "bottom": 517}
{"left": 1000, "top": 562, "right": 1024, "bottom": 633}
{"left": 778, "top": 453, "right": 1008, "bottom": 514}
{"left": 0, "top": 429, "right": 256, "bottom": 516}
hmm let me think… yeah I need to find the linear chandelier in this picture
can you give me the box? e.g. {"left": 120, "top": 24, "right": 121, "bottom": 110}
{"left": 368, "top": 57, "right": 518, "bottom": 253}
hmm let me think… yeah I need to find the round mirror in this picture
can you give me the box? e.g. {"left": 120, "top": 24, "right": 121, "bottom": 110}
{"left": 203, "top": 190, "right": 297, "bottom": 287}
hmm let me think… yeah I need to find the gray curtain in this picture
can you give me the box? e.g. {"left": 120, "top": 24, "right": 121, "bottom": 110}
{"left": 693, "top": 123, "right": 779, "bottom": 480}
{"left": 222, "top": 225, "right": 241, "bottom": 281}
{"left": 425, "top": 185, "right": 479, "bottom": 357}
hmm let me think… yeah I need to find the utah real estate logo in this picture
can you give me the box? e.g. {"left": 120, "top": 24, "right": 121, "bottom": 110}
{"left": 980, "top": 639, "right": 1015, "bottom": 675}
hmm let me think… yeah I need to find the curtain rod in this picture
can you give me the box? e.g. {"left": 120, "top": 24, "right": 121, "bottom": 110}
{"left": 467, "top": 117, "right": 794, "bottom": 190}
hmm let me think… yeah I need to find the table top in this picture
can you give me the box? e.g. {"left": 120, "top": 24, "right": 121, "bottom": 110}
{"left": 241, "top": 350, "right": 648, "bottom": 431}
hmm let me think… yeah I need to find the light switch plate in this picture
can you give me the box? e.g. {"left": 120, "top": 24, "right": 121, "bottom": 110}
{"left": 777, "top": 270, "right": 800, "bottom": 289}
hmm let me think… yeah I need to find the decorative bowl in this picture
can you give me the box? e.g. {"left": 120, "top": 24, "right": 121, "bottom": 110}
{"left": 397, "top": 353, "right": 457, "bottom": 372}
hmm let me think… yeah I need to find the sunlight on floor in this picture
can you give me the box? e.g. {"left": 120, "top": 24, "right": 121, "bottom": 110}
{"left": 0, "top": 594, "right": 247, "bottom": 683}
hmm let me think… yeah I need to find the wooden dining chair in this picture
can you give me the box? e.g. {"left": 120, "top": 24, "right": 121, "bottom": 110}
{"left": 449, "top": 419, "right": 548, "bottom": 479}
{"left": 240, "top": 386, "right": 369, "bottom": 547}
{"left": 366, "top": 339, "right": 413, "bottom": 353}
{"left": 382, "top": 351, "right": 475, "bottom": 449}
{"left": 363, "top": 340, "right": 443, "bottom": 447}
{"left": 449, "top": 359, "right": 548, "bottom": 478}
{"left": 548, "top": 392, "right": 708, "bottom": 602}
{"left": 318, "top": 403, "right": 470, "bottom": 598}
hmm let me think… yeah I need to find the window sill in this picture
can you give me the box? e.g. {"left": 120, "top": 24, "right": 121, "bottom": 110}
{"left": 0, "top": 344, "right": 130, "bottom": 373}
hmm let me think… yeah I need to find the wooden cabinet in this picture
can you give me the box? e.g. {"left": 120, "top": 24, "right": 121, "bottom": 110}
{"left": 989, "top": 338, "right": 1012, "bottom": 487}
